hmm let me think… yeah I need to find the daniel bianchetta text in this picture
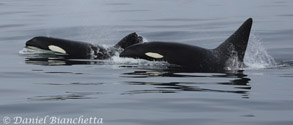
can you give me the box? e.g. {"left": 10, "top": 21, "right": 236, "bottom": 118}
{"left": 2, "top": 115, "right": 103, "bottom": 124}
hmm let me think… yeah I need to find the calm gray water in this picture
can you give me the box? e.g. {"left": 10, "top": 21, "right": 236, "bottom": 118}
{"left": 1, "top": 0, "right": 293, "bottom": 125}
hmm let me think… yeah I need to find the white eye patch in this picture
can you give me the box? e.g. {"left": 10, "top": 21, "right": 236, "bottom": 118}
{"left": 48, "top": 45, "right": 66, "bottom": 54}
{"left": 145, "top": 52, "right": 163, "bottom": 59}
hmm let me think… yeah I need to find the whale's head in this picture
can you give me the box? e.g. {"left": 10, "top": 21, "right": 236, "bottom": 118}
{"left": 120, "top": 42, "right": 166, "bottom": 61}
{"left": 26, "top": 36, "right": 53, "bottom": 50}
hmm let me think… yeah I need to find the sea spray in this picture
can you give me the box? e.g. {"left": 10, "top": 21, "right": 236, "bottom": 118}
{"left": 244, "top": 34, "right": 276, "bottom": 69}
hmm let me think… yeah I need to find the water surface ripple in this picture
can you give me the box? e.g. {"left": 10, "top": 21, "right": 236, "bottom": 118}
{"left": 1, "top": 0, "right": 293, "bottom": 125}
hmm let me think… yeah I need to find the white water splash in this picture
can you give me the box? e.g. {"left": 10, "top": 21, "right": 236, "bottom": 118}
{"left": 19, "top": 47, "right": 58, "bottom": 55}
{"left": 110, "top": 55, "right": 169, "bottom": 66}
{"left": 140, "top": 34, "right": 149, "bottom": 42}
{"left": 225, "top": 53, "right": 244, "bottom": 70}
{"left": 244, "top": 34, "right": 276, "bottom": 69}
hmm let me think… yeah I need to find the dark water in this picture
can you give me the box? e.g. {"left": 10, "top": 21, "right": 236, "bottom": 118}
{"left": 1, "top": 0, "right": 293, "bottom": 125}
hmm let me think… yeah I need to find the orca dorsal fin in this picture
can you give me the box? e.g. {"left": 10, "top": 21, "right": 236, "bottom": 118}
{"left": 114, "top": 32, "right": 143, "bottom": 49}
{"left": 215, "top": 18, "right": 253, "bottom": 62}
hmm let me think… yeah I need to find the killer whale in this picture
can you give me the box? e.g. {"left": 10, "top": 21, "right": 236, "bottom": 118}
{"left": 120, "top": 18, "right": 253, "bottom": 72}
{"left": 25, "top": 32, "right": 142, "bottom": 59}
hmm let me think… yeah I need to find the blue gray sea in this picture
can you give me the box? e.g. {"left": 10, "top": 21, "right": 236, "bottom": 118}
{"left": 1, "top": 0, "right": 293, "bottom": 125}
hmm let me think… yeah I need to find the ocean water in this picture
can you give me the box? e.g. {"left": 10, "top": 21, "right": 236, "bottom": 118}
{"left": 1, "top": 0, "right": 293, "bottom": 125}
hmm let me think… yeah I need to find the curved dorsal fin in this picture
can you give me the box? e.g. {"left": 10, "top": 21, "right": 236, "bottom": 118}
{"left": 114, "top": 32, "right": 143, "bottom": 49}
{"left": 215, "top": 18, "right": 253, "bottom": 62}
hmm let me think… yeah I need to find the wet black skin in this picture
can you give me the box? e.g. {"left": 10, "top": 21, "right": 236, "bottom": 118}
{"left": 26, "top": 32, "right": 143, "bottom": 59}
{"left": 120, "top": 18, "right": 253, "bottom": 72}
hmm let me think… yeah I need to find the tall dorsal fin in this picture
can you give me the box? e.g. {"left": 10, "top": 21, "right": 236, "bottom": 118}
{"left": 215, "top": 18, "right": 253, "bottom": 62}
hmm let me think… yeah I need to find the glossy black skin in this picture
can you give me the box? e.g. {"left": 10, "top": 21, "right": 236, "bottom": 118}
{"left": 120, "top": 18, "right": 253, "bottom": 72}
{"left": 114, "top": 32, "right": 143, "bottom": 50}
{"left": 26, "top": 32, "right": 142, "bottom": 59}
{"left": 26, "top": 36, "right": 96, "bottom": 59}
{"left": 120, "top": 42, "right": 221, "bottom": 71}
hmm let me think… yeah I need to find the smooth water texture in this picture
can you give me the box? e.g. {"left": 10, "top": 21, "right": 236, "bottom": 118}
{"left": 1, "top": 0, "right": 293, "bottom": 125}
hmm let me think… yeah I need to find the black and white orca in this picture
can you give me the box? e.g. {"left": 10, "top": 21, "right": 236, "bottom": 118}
{"left": 25, "top": 32, "right": 143, "bottom": 59}
{"left": 120, "top": 18, "right": 253, "bottom": 72}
